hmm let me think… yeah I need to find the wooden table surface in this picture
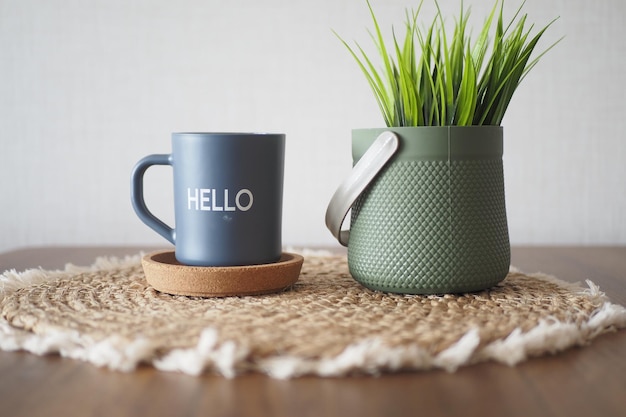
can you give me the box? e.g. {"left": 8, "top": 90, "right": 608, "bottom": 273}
{"left": 0, "top": 246, "right": 624, "bottom": 417}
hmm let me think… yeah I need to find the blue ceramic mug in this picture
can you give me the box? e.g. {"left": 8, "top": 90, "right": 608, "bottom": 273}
{"left": 131, "top": 132, "right": 285, "bottom": 266}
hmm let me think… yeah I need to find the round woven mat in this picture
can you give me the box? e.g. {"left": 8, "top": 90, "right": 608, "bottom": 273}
{"left": 1, "top": 253, "right": 624, "bottom": 378}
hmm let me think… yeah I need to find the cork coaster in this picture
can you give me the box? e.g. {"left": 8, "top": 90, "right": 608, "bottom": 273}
{"left": 142, "top": 250, "right": 303, "bottom": 297}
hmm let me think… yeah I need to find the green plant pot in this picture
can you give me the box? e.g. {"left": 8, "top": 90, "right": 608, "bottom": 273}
{"left": 348, "top": 126, "right": 510, "bottom": 294}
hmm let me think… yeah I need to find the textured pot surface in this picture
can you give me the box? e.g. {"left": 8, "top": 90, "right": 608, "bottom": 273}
{"left": 348, "top": 127, "right": 510, "bottom": 294}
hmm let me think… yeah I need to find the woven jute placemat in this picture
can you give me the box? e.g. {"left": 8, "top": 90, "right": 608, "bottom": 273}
{"left": 1, "top": 252, "right": 625, "bottom": 378}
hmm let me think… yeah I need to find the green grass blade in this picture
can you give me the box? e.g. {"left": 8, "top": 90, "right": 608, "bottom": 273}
{"left": 455, "top": 45, "right": 477, "bottom": 125}
{"left": 335, "top": 0, "right": 560, "bottom": 127}
{"left": 333, "top": 32, "right": 394, "bottom": 125}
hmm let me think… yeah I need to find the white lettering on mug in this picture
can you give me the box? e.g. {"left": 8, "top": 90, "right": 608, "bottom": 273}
{"left": 224, "top": 189, "right": 235, "bottom": 212}
{"left": 211, "top": 189, "right": 223, "bottom": 211}
{"left": 235, "top": 189, "right": 253, "bottom": 211}
{"left": 187, "top": 188, "right": 253, "bottom": 212}
{"left": 200, "top": 189, "right": 211, "bottom": 211}
{"left": 188, "top": 188, "right": 199, "bottom": 210}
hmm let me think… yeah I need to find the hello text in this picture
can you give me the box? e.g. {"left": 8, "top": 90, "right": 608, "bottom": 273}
{"left": 187, "top": 188, "right": 253, "bottom": 212}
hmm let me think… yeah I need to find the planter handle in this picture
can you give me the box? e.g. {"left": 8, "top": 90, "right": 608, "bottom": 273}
{"left": 325, "top": 131, "right": 399, "bottom": 246}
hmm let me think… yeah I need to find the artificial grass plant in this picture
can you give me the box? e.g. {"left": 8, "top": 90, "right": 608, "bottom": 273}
{"left": 336, "top": 0, "right": 561, "bottom": 127}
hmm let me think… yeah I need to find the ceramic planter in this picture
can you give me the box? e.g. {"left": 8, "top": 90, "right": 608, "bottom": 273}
{"left": 327, "top": 126, "right": 510, "bottom": 294}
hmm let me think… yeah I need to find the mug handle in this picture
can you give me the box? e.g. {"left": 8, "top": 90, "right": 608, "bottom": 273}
{"left": 130, "top": 154, "right": 176, "bottom": 244}
{"left": 325, "top": 131, "right": 400, "bottom": 246}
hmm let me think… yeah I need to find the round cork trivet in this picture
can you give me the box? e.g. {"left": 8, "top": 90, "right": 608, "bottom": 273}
{"left": 142, "top": 250, "right": 303, "bottom": 297}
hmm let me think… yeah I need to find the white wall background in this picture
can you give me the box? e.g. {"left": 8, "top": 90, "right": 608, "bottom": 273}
{"left": 1, "top": 0, "right": 625, "bottom": 253}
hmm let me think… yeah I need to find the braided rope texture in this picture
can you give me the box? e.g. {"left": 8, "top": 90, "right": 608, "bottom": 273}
{"left": 1, "top": 254, "right": 625, "bottom": 378}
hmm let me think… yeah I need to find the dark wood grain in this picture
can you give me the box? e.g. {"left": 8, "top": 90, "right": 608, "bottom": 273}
{"left": 0, "top": 246, "right": 625, "bottom": 417}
